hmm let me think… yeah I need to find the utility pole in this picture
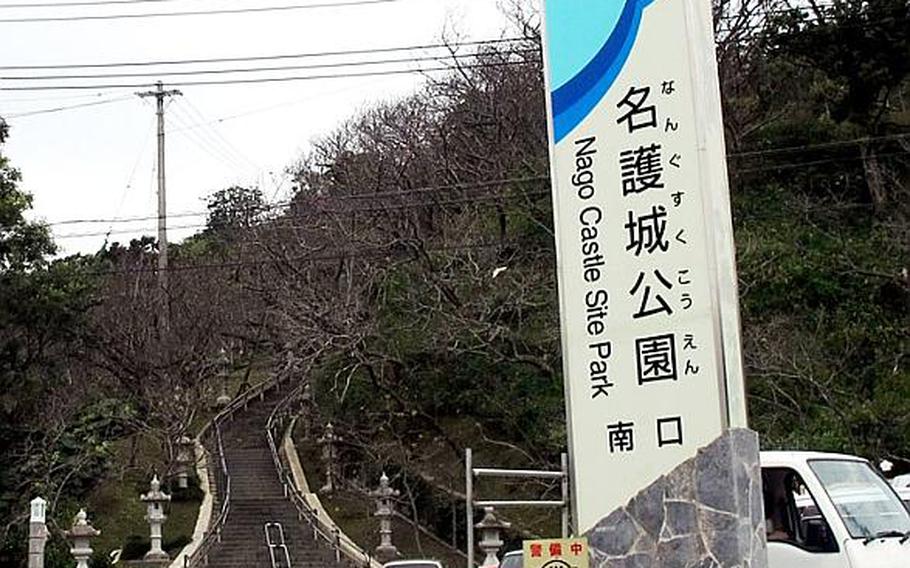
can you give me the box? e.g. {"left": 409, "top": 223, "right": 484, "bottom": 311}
{"left": 137, "top": 82, "right": 181, "bottom": 330}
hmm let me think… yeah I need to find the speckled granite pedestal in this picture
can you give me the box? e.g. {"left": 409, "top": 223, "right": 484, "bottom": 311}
{"left": 586, "top": 429, "right": 768, "bottom": 568}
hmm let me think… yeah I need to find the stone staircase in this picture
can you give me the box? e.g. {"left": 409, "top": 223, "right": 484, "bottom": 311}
{"left": 203, "top": 391, "right": 346, "bottom": 568}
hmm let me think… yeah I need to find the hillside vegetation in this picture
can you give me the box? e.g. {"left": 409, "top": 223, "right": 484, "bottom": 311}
{"left": 1, "top": 0, "right": 908, "bottom": 564}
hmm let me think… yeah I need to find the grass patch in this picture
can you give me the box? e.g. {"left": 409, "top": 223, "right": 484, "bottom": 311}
{"left": 292, "top": 417, "right": 563, "bottom": 568}
{"left": 85, "top": 434, "right": 201, "bottom": 558}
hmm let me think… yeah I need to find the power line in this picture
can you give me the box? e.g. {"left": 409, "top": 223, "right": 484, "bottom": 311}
{"left": 716, "top": 12, "right": 905, "bottom": 37}
{"left": 82, "top": 240, "right": 526, "bottom": 277}
{"left": 54, "top": 191, "right": 552, "bottom": 239}
{"left": 165, "top": 75, "right": 393, "bottom": 133}
{"left": 40, "top": 127, "right": 910, "bottom": 230}
{"left": 0, "top": 38, "right": 527, "bottom": 70}
{"left": 44, "top": 176, "right": 551, "bottom": 227}
{"left": 0, "top": 60, "right": 539, "bottom": 91}
{"left": 729, "top": 133, "right": 910, "bottom": 158}
{"left": 40, "top": 131, "right": 910, "bottom": 228}
{"left": 180, "top": 97, "right": 261, "bottom": 172}
{"left": 0, "top": 90, "right": 116, "bottom": 103}
{"left": 49, "top": 142, "right": 910, "bottom": 238}
{"left": 51, "top": 141, "right": 910, "bottom": 241}
{"left": 736, "top": 148, "right": 910, "bottom": 174}
{"left": 715, "top": 2, "right": 836, "bottom": 22}
{"left": 167, "top": 99, "right": 253, "bottom": 176}
{"left": 0, "top": 0, "right": 190, "bottom": 8}
{"left": 1, "top": 49, "right": 537, "bottom": 81}
{"left": 102, "top": 110, "right": 158, "bottom": 244}
{"left": 2, "top": 95, "right": 132, "bottom": 118}
{"left": 0, "top": 0, "right": 401, "bottom": 23}
{"left": 170, "top": 99, "right": 248, "bottom": 171}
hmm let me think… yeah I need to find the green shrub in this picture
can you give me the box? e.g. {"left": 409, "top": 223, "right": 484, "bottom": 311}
{"left": 120, "top": 535, "right": 149, "bottom": 561}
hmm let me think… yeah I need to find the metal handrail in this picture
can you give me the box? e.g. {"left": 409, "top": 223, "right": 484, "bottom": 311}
{"left": 265, "top": 382, "right": 378, "bottom": 568}
{"left": 185, "top": 377, "right": 284, "bottom": 568}
{"left": 266, "top": 522, "right": 293, "bottom": 568}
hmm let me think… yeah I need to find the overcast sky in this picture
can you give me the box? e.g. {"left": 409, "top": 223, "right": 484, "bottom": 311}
{"left": 0, "top": 0, "right": 514, "bottom": 255}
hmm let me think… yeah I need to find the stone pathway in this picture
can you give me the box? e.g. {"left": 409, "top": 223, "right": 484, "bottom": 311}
{"left": 204, "top": 389, "right": 346, "bottom": 568}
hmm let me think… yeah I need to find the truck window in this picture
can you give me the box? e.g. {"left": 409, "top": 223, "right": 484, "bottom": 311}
{"left": 809, "top": 459, "right": 910, "bottom": 539}
{"left": 762, "top": 467, "right": 838, "bottom": 553}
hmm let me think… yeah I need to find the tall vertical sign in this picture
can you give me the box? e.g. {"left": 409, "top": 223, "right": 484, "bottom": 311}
{"left": 541, "top": 0, "right": 748, "bottom": 532}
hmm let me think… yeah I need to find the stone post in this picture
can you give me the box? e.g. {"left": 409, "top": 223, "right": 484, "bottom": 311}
{"left": 318, "top": 423, "right": 340, "bottom": 493}
{"left": 65, "top": 509, "right": 100, "bottom": 568}
{"left": 215, "top": 348, "right": 231, "bottom": 407}
{"left": 28, "top": 497, "right": 47, "bottom": 568}
{"left": 141, "top": 475, "right": 172, "bottom": 562}
{"left": 300, "top": 383, "right": 313, "bottom": 440}
{"left": 475, "top": 507, "right": 510, "bottom": 568}
{"left": 371, "top": 472, "right": 400, "bottom": 561}
{"left": 175, "top": 436, "right": 194, "bottom": 489}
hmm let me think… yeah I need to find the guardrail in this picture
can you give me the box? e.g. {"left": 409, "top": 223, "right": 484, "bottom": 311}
{"left": 265, "top": 522, "right": 293, "bottom": 568}
{"left": 184, "top": 377, "right": 282, "bottom": 568}
{"left": 265, "top": 381, "right": 381, "bottom": 568}
{"left": 464, "top": 448, "right": 570, "bottom": 568}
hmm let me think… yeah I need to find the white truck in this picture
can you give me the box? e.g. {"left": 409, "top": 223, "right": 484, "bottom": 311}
{"left": 761, "top": 451, "right": 910, "bottom": 568}
{"left": 388, "top": 452, "right": 910, "bottom": 568}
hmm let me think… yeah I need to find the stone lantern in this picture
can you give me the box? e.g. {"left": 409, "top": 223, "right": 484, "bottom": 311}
{"left": 65, "top": 509, "right": 100, "bottom": 568}
{"left": 475, "top": 507, "right": 510, "bottom": 568}
{"left": 175, "top": 436, "right": 195, "bottom": 489}
{"left": 371, "top": 472, "right": 400, "bottom": 561}
{"left": 28, "top": 497, "right": 47, "bottom": 568}
{"left": 317, "top": 423, "right": 340, "bottom": 493}
{"left": 140, "top": 475, "right": 171, "bottom": 562}
{"left": 215, "top": 348, "right": 231, "bottom": 407}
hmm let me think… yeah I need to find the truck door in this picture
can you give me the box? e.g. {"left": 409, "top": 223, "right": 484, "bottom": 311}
{"left": 762, "top": 467, "right": 848, "bottom": 568}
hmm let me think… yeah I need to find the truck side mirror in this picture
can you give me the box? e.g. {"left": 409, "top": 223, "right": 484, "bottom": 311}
{"left": 803, "top": 518, "right": 838, "bottom": 553}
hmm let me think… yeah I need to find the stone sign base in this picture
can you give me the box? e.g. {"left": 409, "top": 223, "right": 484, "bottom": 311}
{"left": 586, "top": 429, "right": 767, "bottom": 568}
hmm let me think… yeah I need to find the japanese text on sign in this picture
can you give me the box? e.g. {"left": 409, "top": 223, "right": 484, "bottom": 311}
{"left": 542, "top": 0, "right": 746, "bottom": 532}
{"left": 523, "top": 538, "right": 589, "bottom": 568}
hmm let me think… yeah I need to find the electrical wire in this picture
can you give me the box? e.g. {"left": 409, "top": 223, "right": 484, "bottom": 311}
{"left": 81, "top": 240, "right": 526, "bottom": 277}
{"left": 57, "top": 189, "right": 552, "bottom": 237}
{"left": 55, "top": 191, "right": 552, "bottom": 238}
{"left": 0, "top": 38, "right": 527, "bottom": 71}
{"left": 729, "top": 133, "right": 910, "bottom": 158}
{"left": 167, "top": 100, "right": 256, "bottom": 178}
{"left": 180, "top": 97, "right": 261, "bottom": 173}
{"left": 0, "top": 90, "right": 116, "bottom": 103}
{"left": 44, "top": 175, "right": 551, "bottom": 227}
{"left": 41, "top": 130, "right": 910, "bottom": 229}
{"left": 165, "top": 75, "right": 395, "bottom": 134}
{"left": 2, "top": 95, "right": 132, "bottom": 118}
{"left": 735, "top": 148, "right": 910, "bottom": 174}
{"left": 0, "top": 0, "right": 401, "bottom": 23}
{"left": 1, "top": 49, "right": 538, "bottom": 81}
{"left": 49, "top": 142, "right": 910, "bottom": 240}
{"left": 0, "top": 60, "right": 539, "bottom": 91}
{"left": 0, "top": 0, "right": 195, "bottom": 8}
{"left": 171, "top": 98, "right": 252, "bottom": 171}
{"left": 102, "top": 110, "right": 157, "bottom": 244}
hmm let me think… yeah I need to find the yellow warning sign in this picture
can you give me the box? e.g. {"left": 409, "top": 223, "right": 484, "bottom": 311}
{"left": 522, "top": 538, "right": 589, "bottom": 568}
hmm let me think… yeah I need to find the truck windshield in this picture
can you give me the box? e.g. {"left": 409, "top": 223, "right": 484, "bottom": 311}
{"left": 809, "top": 459, "right": 910, "bottom": 539}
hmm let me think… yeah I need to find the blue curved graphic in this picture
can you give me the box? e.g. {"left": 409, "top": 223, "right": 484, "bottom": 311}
{"left": 548, "top": 0, "right": 655, "bottom": 142}
{"left": 547, "top": 3, "right": 625, "bottom": 90}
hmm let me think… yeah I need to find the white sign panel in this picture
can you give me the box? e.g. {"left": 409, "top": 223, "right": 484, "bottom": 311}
{"left": 541, "top": 0, "right": 748, "bottom": 532}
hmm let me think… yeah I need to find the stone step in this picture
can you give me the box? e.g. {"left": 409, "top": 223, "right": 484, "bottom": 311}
{"left": 198, "top": 387, "right": 347, "bottom": 568}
